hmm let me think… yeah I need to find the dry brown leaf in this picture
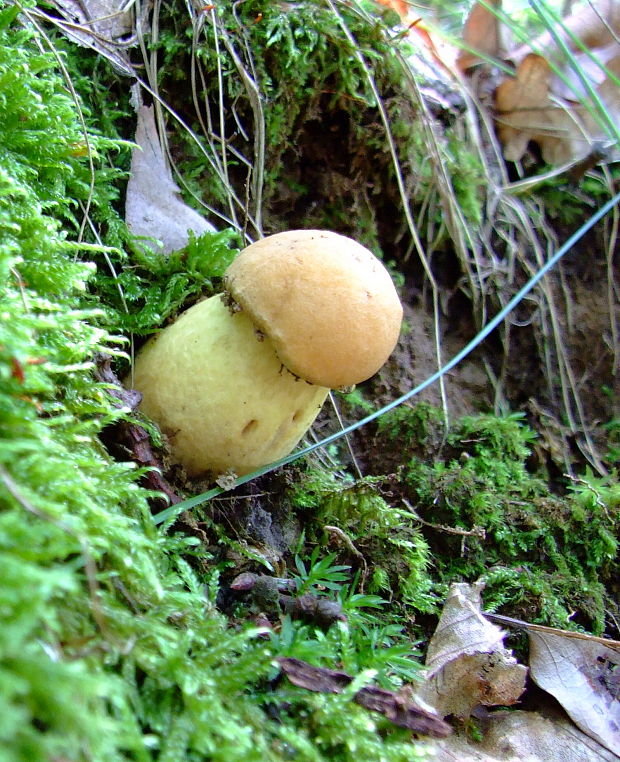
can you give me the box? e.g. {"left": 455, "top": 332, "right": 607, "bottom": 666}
{"left": 529, "top": 628, "right": 620, "bottom": 756}
{"left": 416, "top": 581, "right": 527, "bottom": 719}
{"left": 494, "top": 54, "right": 563, "bottom": 162}
{"left": 495, "top": 49, "right": 620, "bottom": 164}
{"left": 457, "top": 0, "right": 510, "bottom": 72}
{"left": 509, "top": 0, "right": 620, "bottom": 68}
{"left": 491, "top": 1, "right": 620, "bottom": 164}
{"left": 435, "top": 707, "right": 620, "bottom": 761}
{"left": 125, "top": 105, "right": 217, "bottom": 254}
{"left": 48, "top": 0, "right": 134, "bottom": 76}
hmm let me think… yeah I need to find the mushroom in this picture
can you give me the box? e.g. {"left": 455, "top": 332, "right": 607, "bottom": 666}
{"left": 130, "top": 230, "right": 403, "bottom": 477}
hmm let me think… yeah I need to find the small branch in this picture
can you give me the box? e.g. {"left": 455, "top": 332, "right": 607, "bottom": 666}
{"left": 484, "top": 612, "right": 620, "bottom": 649}
{"left": 563, "top": 472, "right": 611, "bottom": 518}
{"left": 277, "top": 656, "right": 452, "bottom": 737}
{"left": 402, "top": 498, "right": 486, "bottom": 539}
{"left": 324, "top": 525, "right": 368, "bottom": 589}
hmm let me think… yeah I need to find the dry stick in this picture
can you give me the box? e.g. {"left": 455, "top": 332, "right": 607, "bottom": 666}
{"left": 190, "top": 13, "right": 238, "bottom": 230}
{"left": 28, "top": 3, "right": 138, "bottom": 54}
{"left": 548, "top": 274, "right": 607, "bottom": 474}
{"left": 564, "top": 472, "right": 611, "bottom": 518}
{"left": 0, "top": 466, "right": 107, "bottom": 636}
{"left": 188, "top": 8, "right": 259, "bottom": 235}
{"left": 209, "top": 9, "right": 240, "bottom": 229}
{"left": 602, "top": 164, "right": 620, "bottom": 378}
{"left": 484, "top": 611, "right": 620, "bottom": 649}
{"left": 187, "top": 0, "right": 251, "bottom": 227}
{"left": 401, "top": 62, "right": 488, "bottom": 324}
{"left": 217, "top": 21, "right": 265, "bottom": 237}
{"left": 327, "top": 391, "right": 363, "bottom": 480}
{"left": 326, "top": 0, "right": 449, "bottom": 426}
{"left": 586, "top": 0, "right": 620, "bottom": 46}
{"left": 402, "top": 498, "right": 486, "bottom": 539}
{"left": 80, "top": 203, "right": 128, "bottom": 314}
{"left": 9, "top": 266, "right": 29, "bottom": 312}
{"left": 277, "top": 656, "right": 453, "bottom": 737}
{"left": 131, "top": 2, "right": 253, "bottom": 233}
{"left": 323, "top": 525, "right": 368, "bottom": 588}
{"left": 466, "top": 89, "right": 523, "bottom": 414}
{"left": 504, "top": 199, "right": 577, "bottom": 474}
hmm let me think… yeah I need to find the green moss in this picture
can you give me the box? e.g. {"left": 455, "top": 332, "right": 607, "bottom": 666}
{"left": 0, "top": 11, "right": 438, "bottom": 759}
{"left": 383, "top": 407, "right": 618, "bottom": 633}
{"left": 3, "top": 2, "right": 617, "bottom": 758}
{"left": 290, "top": 470, "right": 439, "bottom": 613}
{"left": 288, "top": 404, "right": 617, "bottom": 637}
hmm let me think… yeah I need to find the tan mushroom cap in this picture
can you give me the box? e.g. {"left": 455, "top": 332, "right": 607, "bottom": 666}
{"left": 223, "top": 230, "right": 403, "bottom": 388}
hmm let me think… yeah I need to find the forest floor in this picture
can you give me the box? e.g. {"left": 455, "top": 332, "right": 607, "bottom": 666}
{"left": 1, "top": 1, "right": 618, "bottom": 760}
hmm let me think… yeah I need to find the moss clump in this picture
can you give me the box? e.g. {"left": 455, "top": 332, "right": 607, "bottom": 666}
{"left": 289, "top": 405, "right": 617, "bottom": 639}
{"left": 290, "top": 470, "right": 438, "bottom": 614}
{"left": 379, "top": 406, "right": 618, "bottom": 633}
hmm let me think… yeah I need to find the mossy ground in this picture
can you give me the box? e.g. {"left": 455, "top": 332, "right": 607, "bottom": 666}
{"left": 1, "top": 2, "right": 618, "bottom": 760}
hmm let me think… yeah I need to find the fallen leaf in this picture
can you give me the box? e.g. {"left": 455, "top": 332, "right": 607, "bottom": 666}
{"left": 509, "top": 1, "right": 620, "bottom": 69}
{"left": 458, "top": 0, "right": 511, "bottom": 72}
{"left": 417, "top": 581, "right": 527, "bottom": 719}
{"left": 435, "top": 707, "right": 620, "bottom": 761}
{"left": 529, "top": 628, "right": 620, "bottom": 755}
{"left": 125, "top": 105, "right": 217, "bottom": 254}
{"left": 48, "top": 0, "right": 134, "bottom": 76}
{"left": 494, "top": 54, "right": 564, "bottom": 163}
{"left": 491, "top": 2, "right": 620, "bottom": 164}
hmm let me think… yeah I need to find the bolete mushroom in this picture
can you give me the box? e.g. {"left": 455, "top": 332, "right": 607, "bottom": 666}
{"left": 131, "top": 230, "right": 403, "bottom": 477}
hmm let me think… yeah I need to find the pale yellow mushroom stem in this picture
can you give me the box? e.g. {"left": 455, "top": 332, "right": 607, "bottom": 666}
{"left": 132, "top": 293, "right": 328, "bottom": 477}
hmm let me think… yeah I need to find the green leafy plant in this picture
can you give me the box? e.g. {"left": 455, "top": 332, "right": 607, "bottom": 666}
{"left": 293, "top": 547, "right": 351, "bottom": 596}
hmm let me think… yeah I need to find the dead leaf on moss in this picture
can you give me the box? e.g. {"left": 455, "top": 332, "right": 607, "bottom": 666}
{"left": 48, "top": 0, "right": 135, "bottom": 76}
{"left": 529, "top": 628, "right": 620, "bottom": 756}
{"left": 125, "top": 104, "right": 217, "bottom": 254}
{"left": 435, "top": 707, "right": 620, "bottom": 761}
{"left": 416, "top": 581, "right": 527, "bottom": 719}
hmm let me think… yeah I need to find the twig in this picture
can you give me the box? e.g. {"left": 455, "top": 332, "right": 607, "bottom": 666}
{"left": 277, "top": 656, "right": 452, "bottom": 737}
{"left": 324, "top": 524, "right": 368, "bottom": 589}
{"left": 402, "top": 498, "right": 486, "bottom": 539}
{"left": 563, "top": 472, "right": 611, "bottom": 518}
{"left": 484, "top": 611, "right": 620, "bottom": 649}
{"left": 328, "top": 391, "right": 363, "bottom": 479}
